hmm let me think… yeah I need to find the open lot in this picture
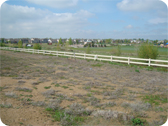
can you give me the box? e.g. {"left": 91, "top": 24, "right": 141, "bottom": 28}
{"left": 41, "top": 44, "right": 168, "bottom": 60}
{"left": 0, "top": 50, "right": 167, "bottom": 126}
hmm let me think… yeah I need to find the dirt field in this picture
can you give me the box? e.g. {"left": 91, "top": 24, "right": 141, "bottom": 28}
{"left": 0, "top": 50, "right": 167, "bottom": 126}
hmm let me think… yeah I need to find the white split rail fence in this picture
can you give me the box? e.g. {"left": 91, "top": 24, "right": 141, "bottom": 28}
{"left": 0, "top": 47, "right": 168, "bottom": 68}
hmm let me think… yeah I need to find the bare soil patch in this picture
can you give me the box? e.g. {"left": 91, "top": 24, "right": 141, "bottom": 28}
{"left": 0, "top": 50, "right": 167, "bottom": 126}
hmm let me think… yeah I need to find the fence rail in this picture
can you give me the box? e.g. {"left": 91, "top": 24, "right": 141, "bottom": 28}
{"left": 0, "top": 47, "right": 168, "bottom": 68}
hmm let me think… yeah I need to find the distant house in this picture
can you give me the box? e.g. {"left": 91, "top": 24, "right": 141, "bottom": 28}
{"left": 42, "top": 38, "right": 48, "bottom": 43}
{"left": 21, "top": 38, "right": 29, "bottom": 43}
{"left": 51, "top": 39, "right": 57, "bottom": 43}
{"left": 131, "top": 40, "right": 136, "bottom": 43}
{"left": 160, "top": 44, "right": 164, "bottom": 47}
{"left": 31, "top": 38, "right": 41, "bottom": 43}
{"left": 84, "top": 40, "right": 92, "bottom": 45}
{"left": 10, "top": 38, "right": 19, "bottom": 44}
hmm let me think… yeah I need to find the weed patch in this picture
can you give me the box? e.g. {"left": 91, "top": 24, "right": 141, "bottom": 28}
{"left": 62, "top": 86, "right": 69, "bottom": 89}
{"left": 44, "top": 86, "right": 51, "bottom": 89}
{"left": 15, "top": 87, "right": 32, "bottom": 92}
{"left": 142, "top": 94, "right": 168, "bottom": 105}
{"left": 91, "top": 63, "right": 103, "bottom": 67}
{"left": 55, "top": 84, "right": 60, "bottom": 87}
{"left": 132, "top": 118, "right": 146, "bottom": 126}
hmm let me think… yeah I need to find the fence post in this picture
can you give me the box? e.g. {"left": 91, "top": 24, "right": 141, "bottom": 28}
{"left": 74, "top": 52, "right": 75, "bottom": 58}
{"left": 128, "top": 57, "right": 130, "bottom": 65}
{"left": 57, "top": 51, "right": 58, "bottom": 57}
{"left": 111, "top": 56, "right": 113, "bottom": 62}
{"left": 43, "top": 51, "right": 45, "bottom": 55}
{"left": 94, "top": 55, "right": 97, "bottom": 61}
{"left": 149, "top": 58, "right": 151, "bottom": 66}
{"left": 84, "top": 53, "right": 86, "bottom": 59}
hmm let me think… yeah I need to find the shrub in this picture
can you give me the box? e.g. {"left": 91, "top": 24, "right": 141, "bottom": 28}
{"left": 110, "top": 45, "right": 121, "bottom": 56}
{"left": 15, "top": 87, "right": 32, "bottom": 92}
{"left": 0, "top": 43, "right": 5, "bottom": 47}
{"left": 44, "top": 86, "right": 51, "bottom": 89}
{"left": 86, "top": 46, "right": 91, "bottom": 54}
{"left": 137, "top": 43, "right": 158, "bottom": 59}
{"left": 0, "top": 103, "right": 12, "bottom": 108}
{"left": 5, "top": 92, "right": 17, "bottom": 98}
{"left": 18, "top": 40, "right": 23, "bottom": 48}
{"left": 42, "top": 89, "right": 56, "bottom": 96}
{"left": 132, "top": 118, "right": 145, "bottom": 126}
{"left": 33, "top": 43, "right": 42, "bottom": 50}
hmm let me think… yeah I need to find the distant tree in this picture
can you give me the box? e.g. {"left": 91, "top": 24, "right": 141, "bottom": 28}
{"left": 146, "top": 39, "right": 149, "bottom": 43}
{"left": 86, "top": 46, "right": 91, "bottom": 54}
{"left": 65, "top": 41, "right": 70, "bottom": 51}
{"left": 68, "top": 38, "right": 73, "bottom": 45}
{"left": 153, "top": 40, "right": 158, "bottom": 45}
{"left": 91, "top": 41, "right": 94, "bottom": 47}
{"left": 56, "top": 43, "right": 61, "bottom": 51}
{"left": 59, "top": 38, "right": 63, "bottom": 46}
{"left": 1, "top": 38, "right": 4, "bottom": 43}
{"left": 18, "top": 40, "right": 23, "bottom": 48}
{"left": 76, "top": 40, "right": 79, "bottom": 44}
{"left": 8, "top": 40, "right": 11, "bottom": 44}
{"left": 137, "top": 43, "right": 158, "bottom": 59}
{"left": 105, "top": 39, "right": 111, "bottom": 44}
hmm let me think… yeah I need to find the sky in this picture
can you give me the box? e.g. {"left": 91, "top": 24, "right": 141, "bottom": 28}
{"left": 0, "top": 0, "right": 167, "bottom": 40}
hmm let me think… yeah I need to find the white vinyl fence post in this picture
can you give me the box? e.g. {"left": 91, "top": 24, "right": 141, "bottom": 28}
{"left": 149, "top": 58, "right": 151, "bottom": 66}
{"left": 74, "top": 52, "right": 75, "bottom": 58}
{"left": 57, "top": 51, "right": 58, "bottom": 57}
{"left": 94, "top": 55, "right": 97, "bottom": 61}
{"left": 128, "top": 57, "right": 130, "bottom": 65}
{"left": 84, "top": 53, "right": 86, "bottom": 59}
{"left": 111, "top": 56, "right": 113, "bottom": 62}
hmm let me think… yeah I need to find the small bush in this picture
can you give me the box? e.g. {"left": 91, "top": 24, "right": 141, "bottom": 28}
{"left": 42, "top": 89, "right": 55, "bottom": 96}
{"left": 132, "top": 118, "right": 145, "bottom": 126}
{"left": 0, "top": 103, "right": 12, "bottom": 108}
{"left": 46, "top": 102, "right": 60, "bottom": 111}
{"left": 91, "top": 63, "right": 103, "bottom": 67}
{"left": 15, "top": 87, "right": 32, "bottom": 92}
{"left": 135, "top": 69, "right": 140, "bottom": 73}
{"left": 55, "top": 84, "right": 60, "bottom": 87}
{"left": 44, "top": 86, "right": 51, "bottom": 89}
{"left": 18, "top": 40, "right": 23, "bottom": 48}
{"left": 110, "top": 45, "right": 121, "bottom": 56}
{"left": 137, "top": 43, "right": 158, "bottom": 59}
{"left": 5, "top": 92, "right": 17, "bottom": 98}
{"left": 32, "top": 101, "right": 46, "bottom": 106}
{"left": 0, "top": 43, "right": 5, "bottom": 47}
{"left": 86, "top": 46, "right": 91, "bottom": 54}
{"left": 33, "top": 43, "right": 42, "bottom": 50}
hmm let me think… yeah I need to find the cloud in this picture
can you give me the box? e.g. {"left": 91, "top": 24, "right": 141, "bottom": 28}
{"left": 117, "top": 0, "right": 165, "bottom": 11}
{"left": 125, "top": 25, "right": 133, "bottom": 29}
{"left": 25, "top": 0, "right": 78, "bottom": 8}
{"left": 148, "top": 18, "right": 168, "bottom": 24}
{"left": 0, "top": 3, "right": 94, "bottom": 38}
